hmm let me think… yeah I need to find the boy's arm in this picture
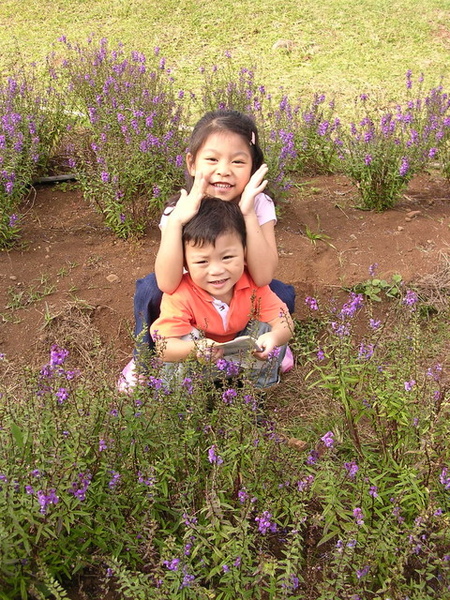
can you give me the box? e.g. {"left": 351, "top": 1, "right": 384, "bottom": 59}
{"left": 254, "top": 311, "right": 294, "bottom": 360}
{"left": 155, "top": 336, "right": 222, "bottom": 363}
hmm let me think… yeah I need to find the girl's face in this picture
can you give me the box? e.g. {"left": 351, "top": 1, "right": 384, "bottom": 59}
{"left": 186, "top": 131, "right": 253, "bottom": 202}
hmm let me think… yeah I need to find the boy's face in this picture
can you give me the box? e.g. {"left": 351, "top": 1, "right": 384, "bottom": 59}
{"left": 185, "top": 231, "right": 245, "bottom": 304}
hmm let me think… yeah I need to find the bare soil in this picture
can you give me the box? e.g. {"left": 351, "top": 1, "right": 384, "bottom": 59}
{"left": 1, "top": 172, "right": 450, "bottom": 374}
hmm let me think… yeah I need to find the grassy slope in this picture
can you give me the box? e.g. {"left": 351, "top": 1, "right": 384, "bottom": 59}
{"left": 1, "top": 0, "right": 449, "bottom": 110}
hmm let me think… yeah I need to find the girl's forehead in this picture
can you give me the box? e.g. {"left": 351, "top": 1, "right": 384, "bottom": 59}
{"left": 200, "top": 131, "right": 250, "bottom": 152}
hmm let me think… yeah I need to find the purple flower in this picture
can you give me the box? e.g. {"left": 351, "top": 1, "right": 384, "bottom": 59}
{"left": 305, "top": 296, "right": 319, "bottom": 310}
{"left": 440, "top": 467, "right": 450, "bottom": 489}
{"left": 404, "top": 379, "right": 416, "bottom": 391}
{"left": 208, "top": 445, "right": 223, "bottom": 465}
{"left": 364, "top": 154, "right": 372, "bottom": 165}
{"left": 356, "top": 565, "right": 370, "bottom": 579}
{"left": 56, "top": 387, "right": 69, "bottom": 404}
{"left": 426, "top": 363, "right": 442, "bottom": 381}
{"left": 216, "top": 358, "right": 240, "bottom": 378}
{"left": 101, "top": 171, "right": 109, "bottom": 183}
{"left": 99, "top": 439, "right": 107, "bottom": 451}
{"left": 255, "top": 510, "right": 277, "bottom": 534}
{"left": 68, "top": 472, "right": 92, "bottom": 501}
{"left": 369, "top": 485, "right": 378, "bottom": 498}
{"left": 9, "top": 213, "right": 19, "bottom": 227}
{"left": 181, "top": 571, "right": 195, "bottom": 588}
{"left": 358, "top": 343, "right": 374, "bottom": 360}
{"left": 36, "top": 488, "right": 59, "bottom": 514}
{"left": 353, "top": 507, "right": 364, "bottom": 525}
{"left": 316, "top": 348, "right": 325, "bottom": 361}
{"left": 369, "top": 318, "right": 381, "bottom": 329}
{"left": 297, "top": 474, "right": 314, "bottom": 491}
{"left": 238, "top": 488, "right": 249, "bottom": 503}
{"left": 181, "top": 377, "right": 193, "bottom": 394}
{"left": 368, "top": 262, "right": 378, "bottom": 276}
{"left": 182, "top": 512, "right": 198, "bottom": 527}
{"left": 50, "top": 345, "right": 69, "bottom": 366}
{"left": 108, "top": 470, "right": 121, "bottom": 489}
{"left": 340, "top": 293, "right": 364, "bottom": 318}
{"left": 163, "top": 558, "right": 180, "bottom": 571}
{"left": 321, "top": 431, "right": 334, "bottom": 448}
{"left": 306, "top": 450, "right": 319, "bottom": 465}
{"left": 222, "top": 388, "right": 237, "bottom": 404}
{"left": 403, "top": 289, "right": 418, "bottom": 307}
{"left": 344, "top": 461, "right": 359, "bottom": 478}
{"left": 399, "top": 157, "right": 410, "bottom": 177}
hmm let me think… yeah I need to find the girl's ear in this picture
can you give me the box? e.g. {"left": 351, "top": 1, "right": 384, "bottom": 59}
{"left": 186, "top": 152, "right": 195, "bottom": 176}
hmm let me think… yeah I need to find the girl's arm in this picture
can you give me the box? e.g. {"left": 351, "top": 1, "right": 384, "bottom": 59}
{"left": 239, "top": 165, "right": 278, "bottom": 286}
{"left": 154, "top": 174, "right": 207, "bottom": 293}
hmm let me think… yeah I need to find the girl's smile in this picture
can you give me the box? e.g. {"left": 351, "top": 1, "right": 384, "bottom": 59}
{"left": 186, "top": 131, "right": 253, "bottom": 202}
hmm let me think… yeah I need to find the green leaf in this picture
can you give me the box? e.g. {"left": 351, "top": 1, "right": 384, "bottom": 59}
{"left": 10, "top": 422, "right": 24, "bottom": 449}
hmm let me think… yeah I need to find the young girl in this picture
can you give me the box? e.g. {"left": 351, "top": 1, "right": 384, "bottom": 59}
{"left": 133, "top": 109, "right": 296, "bottom": 353}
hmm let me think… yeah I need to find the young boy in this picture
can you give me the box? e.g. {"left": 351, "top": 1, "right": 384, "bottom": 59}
{"left": 149, "top": 197, "right": 293, "bottom": 389}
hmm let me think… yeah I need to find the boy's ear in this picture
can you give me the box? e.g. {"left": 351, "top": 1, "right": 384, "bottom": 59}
{"left": 186, "top": 152, "right": 195, "bottom": 176}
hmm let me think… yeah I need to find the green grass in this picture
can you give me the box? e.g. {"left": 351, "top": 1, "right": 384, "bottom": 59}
{"left": 1, "top": 0, "right": 449, "bottom": 111}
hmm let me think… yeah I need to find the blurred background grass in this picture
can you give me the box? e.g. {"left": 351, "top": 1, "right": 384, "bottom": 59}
{"left": 1, "top": 0, "right": 449, "bottom": 111}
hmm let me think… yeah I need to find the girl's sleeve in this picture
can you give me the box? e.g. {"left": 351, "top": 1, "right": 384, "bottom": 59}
{"left": 158, "top": 206, "right": 174, "bottom": 231}
{"left": 254, "top": 193, "right": 277, "bottom": 226}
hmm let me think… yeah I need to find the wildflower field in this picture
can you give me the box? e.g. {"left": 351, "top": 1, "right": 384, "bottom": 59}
{"left": 1, "top": 28, "right": 450, "bottom": 600}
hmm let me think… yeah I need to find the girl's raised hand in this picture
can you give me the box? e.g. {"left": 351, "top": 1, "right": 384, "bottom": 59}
{"left": 239, "top": 164, "right": 268, "bottom": 216}
{"left": 171, "top": 172, "right": 208, "bottom": 225}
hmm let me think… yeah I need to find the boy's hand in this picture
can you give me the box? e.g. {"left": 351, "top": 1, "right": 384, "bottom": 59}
{"left": 171, "top": 172, "right": 208, "bottom": 225}
{"left": 239, "top": 164, "right": 268, "bottom": 217}
{"left": 253, "top": 332, "right": 278, "bottom": 360}
{"left": 196, "top": 338, "right": 223, "bottom": 362}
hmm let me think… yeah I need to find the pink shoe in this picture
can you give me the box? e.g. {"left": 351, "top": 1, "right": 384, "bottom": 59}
{"left": 280, "top": 346, "right": 294, "bottom": 373}
{"left": 117, "top": 359, "right": 138, "bottom": 393}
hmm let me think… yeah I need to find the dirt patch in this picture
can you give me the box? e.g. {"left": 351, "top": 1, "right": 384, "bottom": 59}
{"left": 1, "top": 172, "right": 450, "bottom": 372}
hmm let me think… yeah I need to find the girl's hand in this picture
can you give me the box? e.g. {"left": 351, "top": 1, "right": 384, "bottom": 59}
{"left": 171, "top": 172, "right": 208, "bottom": 225}
{"left": 239, "top": 164, "right": 268, "bottom": 216}
{"left": 253, "top": 332, "right": 278, "bottom": 361}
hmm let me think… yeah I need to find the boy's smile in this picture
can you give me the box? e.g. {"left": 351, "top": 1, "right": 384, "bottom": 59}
{"left": 185, "top": 231, "right": 245, "bottom": 304}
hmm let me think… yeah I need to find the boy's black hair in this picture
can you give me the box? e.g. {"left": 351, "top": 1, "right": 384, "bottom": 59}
{"left": 182, "top": 197, "right": 246, "bottom": 249}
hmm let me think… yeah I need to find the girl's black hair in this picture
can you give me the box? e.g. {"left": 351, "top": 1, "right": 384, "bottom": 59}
{"left": 182, "top": 197, "right": 246, "bottom": 249}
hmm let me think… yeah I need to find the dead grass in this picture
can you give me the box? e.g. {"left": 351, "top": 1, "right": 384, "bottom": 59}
{"left": 38, "top": 299, "right": 106, "bottom": 368}
{"left": 416, "top": 251, "right": 450, "bottom": 310}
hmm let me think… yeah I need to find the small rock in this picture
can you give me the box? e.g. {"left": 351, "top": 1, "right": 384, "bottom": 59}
{"left": 405, "top": 210, "right": 421, "bottom": 220}
{"left": 272, "top": 39, "right": 295, "bottom": 51}
{"left": 106, "top": 274, "right": 120, "bottom": 283}
{"left": 287, "top": 437, "right": 308, "bottom": 451}
{"left": 9, "top": 275, "right": 17, "bottom": 281}
{"left": 397, "top": 226, "right": 404, "bottom": 231}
